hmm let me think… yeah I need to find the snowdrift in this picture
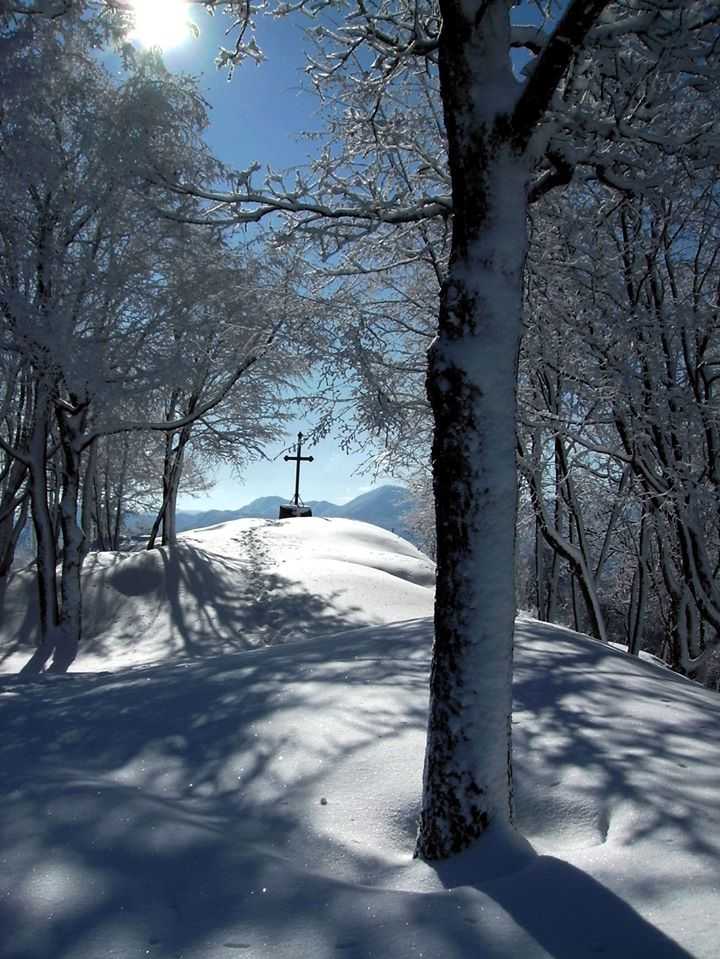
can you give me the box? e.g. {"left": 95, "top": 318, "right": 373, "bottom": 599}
{"left": 0, "top": 517, "right": 435, "bottom": 673}
{"left": 1, "top": 519, "right": 718, "bottom": 958}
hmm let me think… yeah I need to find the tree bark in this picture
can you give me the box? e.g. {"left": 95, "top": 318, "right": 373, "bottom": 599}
{"left": 20, "top": 381, "right": 61, "bottom": 675}
{"left": 111, "top": 439, "right": 129, "bottom": 550}
{"left": 148, "top": 393, "right": 197, "bottom": 550}
{"left": 415, "top": 2, "right": 528, "bottom": 859}
{"left": 628, "top": 510, "right": 651, "bottom": 656}
{"left": 416, "top": 0, "right": 610, "bottom": 860}
{"left": 81, "top": 436, "right": 97, "bottom": 558}
{"left": 29, "top": 385, "right": 59, "bottom": 634}
{"left": 0, "top": 460, "right": 29, "bottom": 578}
{"left": 50, "top": 403, "right": 88, "bottom": 673}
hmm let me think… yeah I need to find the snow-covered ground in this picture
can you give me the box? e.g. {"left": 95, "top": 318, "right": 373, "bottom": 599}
{"left": 0, "top": 518, "right": 435, "bottom": 673}
{"left": 1, "top": 519, "right": 718, "bottom": 958}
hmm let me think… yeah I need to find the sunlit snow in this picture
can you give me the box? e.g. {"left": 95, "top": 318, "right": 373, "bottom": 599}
{"left": 1, "top": 519, "right": 718, "bottom": 958}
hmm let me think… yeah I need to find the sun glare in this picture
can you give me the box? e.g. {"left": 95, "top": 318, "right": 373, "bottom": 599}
{"left": 130, "top": 0, "right": 192, "bottom": 51}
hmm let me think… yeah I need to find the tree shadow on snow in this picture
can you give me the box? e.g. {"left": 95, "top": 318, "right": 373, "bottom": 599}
{"left": 0, "top": 537, "right": 375, "bottom": 668}
{"left": 154, "top": 541, "right": 370, "bottom": 657}
{"left": 512, "top": 618, "right": 720, "bottom": 868}
{"left": 0, "top": 621, "right": 434, "bottom": 959}
{"left": 428, "top": 848, "right": 695, "bottom": 959}
{"left": 0, "top": 568, "right": 39, "bottom": 666}
{"left": 0, "top": 618, "right": 715, "bottom": 958}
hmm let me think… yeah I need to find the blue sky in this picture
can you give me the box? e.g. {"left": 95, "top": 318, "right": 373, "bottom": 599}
{"left": 134, "top": 8, "right": 399, "bottom": 509}
{"left": 184, "top": 425, "right": 387, "bottom": 510}
{"left": 160, "top": 12, "right": 319, "bottom": 169}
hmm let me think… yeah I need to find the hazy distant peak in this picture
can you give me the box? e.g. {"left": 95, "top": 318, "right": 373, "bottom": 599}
{"left": 166, "top": 485, "right": 415, "bottom": 540}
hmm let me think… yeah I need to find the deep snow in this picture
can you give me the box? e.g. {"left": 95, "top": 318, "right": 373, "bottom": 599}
{"left": 0, "top": 518, "right": 434, "bottom": 673}
{"left": 1, "top": 518, "right": 718, "bottom": 958}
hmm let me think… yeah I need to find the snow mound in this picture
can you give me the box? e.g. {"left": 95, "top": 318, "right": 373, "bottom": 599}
{"left": 1, "top": 618, "right": 718, "bottom": 958}
{"left": 0, "top": 518, "right": 434, "bottom": 673}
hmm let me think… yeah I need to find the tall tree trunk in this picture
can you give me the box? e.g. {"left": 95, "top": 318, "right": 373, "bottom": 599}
{"left": 163, "top": 466, "right": 180, "bottom": 547}
{"left": 534, "top": 514, "right": 545, "bottom": 618}
{"left": 147, "top": 431, "right": 176, "bottom": 550}
{"left": 81, "top": 436, "right": 97, "bottom": 559}
{"left": 162, "top": 433, "right": 190, "bottom": 547}
{"left": 0, "top": 460, "right": 29, "bottom": 578}
{"left": 148, "top": 391, "right": 181, "bottom": 551}
{"left": 111, "top": 439, "right": 129, "bottom": 550}
{"left": 416, "top": 5, "right": 528, "bottom": 859}
{"left": 21, "top": 396, "right": 89, "bottom": 675}
{"left": 146, "top": 497, "right": 167, "bottom": 551}
{"left": 0, "top": 486, "right": 29, "bottom": 614}
{"left": 628, "top": 510, "right": 651, "bottom": 656}
{"left": 50, "top": 404, "right": 88, "bottom": 673}
{"left": 546, "top": 540, "right": 560, "bottom": 622}
{"left": 520, "top": 437, "right": 608, "bottom": 641}
{"left": 104, "top": 449, "right": 114, "bottom": 549}
{"left": 149, "top": 397, "right": 196, "bottom": 550}
{"left": 29, "top": 387, "right": 59, "bottom": 635}
{"left": 555, "top": 438, "right": 608, "bottom": 642}
{"left": 20, "top": 382, "right": 61, "bottom": 675}
{"left": 147, "top": 459, "right": 175, "bottom": 550}
{"left": 569, "top": 518, "right": 581, "bottom": 631}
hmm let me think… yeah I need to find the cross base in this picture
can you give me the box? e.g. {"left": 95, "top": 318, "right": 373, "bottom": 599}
{"left": 278, "top": 504, "right": 313, "bottom": 519}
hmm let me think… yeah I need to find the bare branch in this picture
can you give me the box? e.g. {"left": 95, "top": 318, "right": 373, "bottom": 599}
{"left": 512, "top": 0, "right": 611, "bottom": 148}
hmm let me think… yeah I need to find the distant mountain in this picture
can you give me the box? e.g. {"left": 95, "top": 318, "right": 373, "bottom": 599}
{"left": 129, "top": 485, "right": 417, "bottom": 542}
{"left": 339, "top": 486, "right": 413, "bottom": 528}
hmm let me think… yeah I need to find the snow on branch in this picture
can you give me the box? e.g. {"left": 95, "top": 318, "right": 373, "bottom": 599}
{"left": 512, "top": 0, "right": 611, "bottom": 148}
{"left": 155, "top": 163, "right": 452, "bottom": 231}
{"left": 528, "top": 150, "right": 575, "bottom": 204}
{"left": 84, "top": 318, "right": 284, "bottom": 444}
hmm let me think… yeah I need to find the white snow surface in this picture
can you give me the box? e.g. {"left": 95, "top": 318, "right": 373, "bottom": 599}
{"left": 0, "top": 518, "right": 435, "bottom": 673}
{"left": 1, "top": 518, "right": 718, "bottom": 958}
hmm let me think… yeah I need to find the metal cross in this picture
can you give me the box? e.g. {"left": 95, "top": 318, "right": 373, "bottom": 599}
{"left": 284, "top": 431, "right": 314, "bottom": 506}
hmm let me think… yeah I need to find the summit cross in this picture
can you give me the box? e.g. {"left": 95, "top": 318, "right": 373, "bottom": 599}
{"left": 284, "top": 432, "right": 314, "bottom": 506}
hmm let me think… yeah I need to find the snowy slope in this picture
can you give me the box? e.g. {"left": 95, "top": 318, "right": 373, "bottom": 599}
{"left": 1, "top": 521, "right": 718, "bottom": 959}
{"left": 0, "top": 518, "right": 434, "bottom": 673}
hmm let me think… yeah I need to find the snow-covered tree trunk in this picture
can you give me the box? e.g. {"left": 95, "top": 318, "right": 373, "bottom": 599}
{"left": 414, "top": 0, "right": 611, "bottom": 859}
{"left": 415, "top": 4, "right": 529, "bottom": 859}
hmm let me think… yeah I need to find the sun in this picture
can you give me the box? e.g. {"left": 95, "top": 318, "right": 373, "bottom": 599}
{"left": 129, "top": 0, "right": 192, "bottom": 51}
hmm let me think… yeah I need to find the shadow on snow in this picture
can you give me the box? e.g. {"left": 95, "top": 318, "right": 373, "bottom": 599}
{"left": 0, "top": 619, "right": 715, "bottom": 956}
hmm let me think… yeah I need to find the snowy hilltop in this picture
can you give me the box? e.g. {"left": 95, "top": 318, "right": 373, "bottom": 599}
{"left": 1, "top": 518, "right": 434, "bottom": 673}
{"left": 137, "top": 485, "right": 418, "bottom": 542}
{"left": 1, "top": 518, "right": 718, "bottom": 959}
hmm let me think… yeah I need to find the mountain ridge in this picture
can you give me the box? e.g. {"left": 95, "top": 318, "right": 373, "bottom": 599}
{"left": 131, "top": 484, "right": 417, "bottom": 542}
